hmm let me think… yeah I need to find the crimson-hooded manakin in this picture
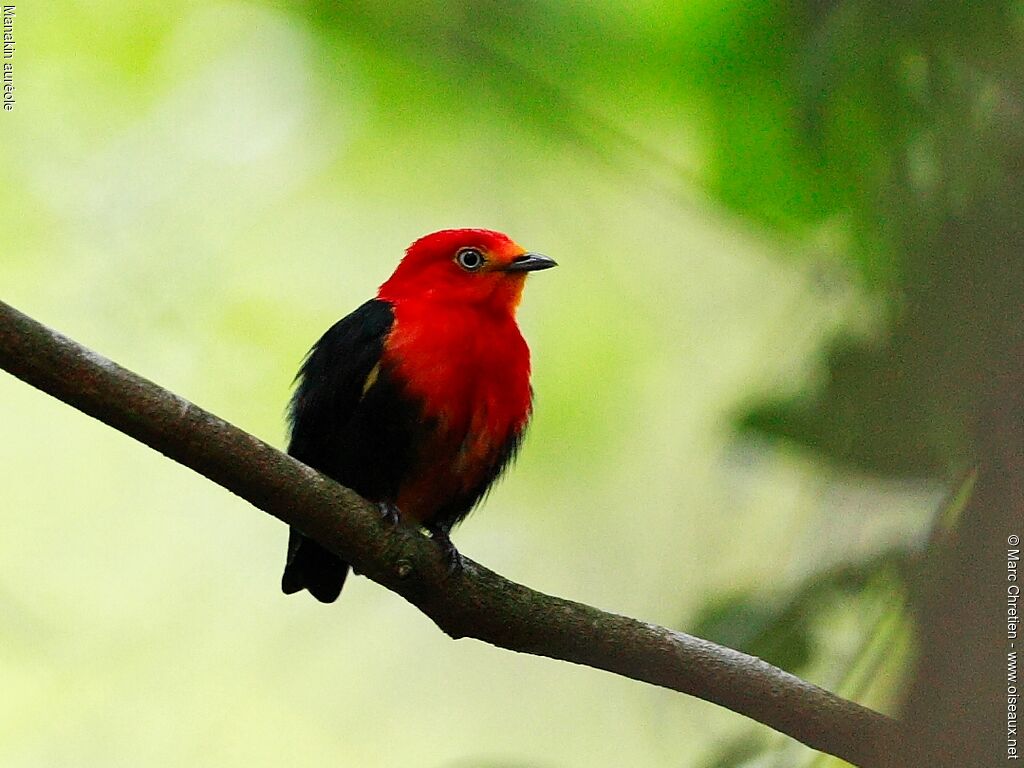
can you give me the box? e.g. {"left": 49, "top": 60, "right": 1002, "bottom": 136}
{"left": 281, "top": 229, "right": 556, "bottom": 602}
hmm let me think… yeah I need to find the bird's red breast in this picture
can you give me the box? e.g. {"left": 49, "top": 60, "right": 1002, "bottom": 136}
{"left": 376, "top": 229, "right": 539, "bottom": 522}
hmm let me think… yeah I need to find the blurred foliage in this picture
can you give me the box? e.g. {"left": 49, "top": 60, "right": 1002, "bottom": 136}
{"left": 2, "top": 0, "right": 1014, "bottom": 766}
{"left": 696, "top": 466, "right": 976, "bottom": 768}
{"left": 692, "top": 547, "right": 908, "bottom": 675}
{"left": 702, "top": 0, "right": 1024, "bottom": 477}
{"left": 694, "top": 553, "right": 911, "bottom": 767}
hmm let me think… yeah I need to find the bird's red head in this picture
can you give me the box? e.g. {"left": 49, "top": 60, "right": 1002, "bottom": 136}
{"left": 377, "top": 229, "right": 556, "bottom": 314}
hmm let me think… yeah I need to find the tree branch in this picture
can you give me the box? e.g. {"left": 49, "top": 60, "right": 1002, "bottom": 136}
{"left": 0, "top": 299, "right": 901, "bottom": 766}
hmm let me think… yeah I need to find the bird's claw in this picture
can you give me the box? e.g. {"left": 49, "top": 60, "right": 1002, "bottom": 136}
{"left": 377, "top": 501, "right": 401, "bottom": 527}
{"left": 427, "top": 526, "right": 464, "bottom": 575}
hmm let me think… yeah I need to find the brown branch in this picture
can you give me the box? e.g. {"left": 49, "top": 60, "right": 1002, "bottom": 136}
{"left": 0, "top": 299, "right": 902, "bottom": 766}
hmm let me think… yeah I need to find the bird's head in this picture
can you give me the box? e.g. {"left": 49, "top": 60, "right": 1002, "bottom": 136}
{"left": 377, "top": 229, "right": 556, "bottom": 314}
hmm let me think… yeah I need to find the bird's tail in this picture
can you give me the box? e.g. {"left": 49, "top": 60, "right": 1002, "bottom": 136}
{"left": 281, "top": 527, "right": 349, "bottom": 603}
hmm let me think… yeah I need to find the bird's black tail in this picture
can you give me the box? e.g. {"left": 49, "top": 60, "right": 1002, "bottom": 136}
{"left": 281, "top": 527, "right": 349, "bottom": 603}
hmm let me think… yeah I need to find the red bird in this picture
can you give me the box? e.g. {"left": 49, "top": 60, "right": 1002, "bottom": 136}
{"left": 282, "top": 229, "right": 556, "bottom": 602}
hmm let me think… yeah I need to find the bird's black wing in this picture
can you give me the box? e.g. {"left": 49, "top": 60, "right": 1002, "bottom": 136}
{"left": 282, "top": 298, "right": 414, "bottom": 603}
{"left": 287, "top": 299, "right": 393, "bottom": 474}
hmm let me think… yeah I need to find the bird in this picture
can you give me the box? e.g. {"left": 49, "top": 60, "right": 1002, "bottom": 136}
{"left": 281, "top": 228, "right": 556, "bottom": 602}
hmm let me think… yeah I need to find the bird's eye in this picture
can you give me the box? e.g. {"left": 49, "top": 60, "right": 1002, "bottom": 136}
{"left": 456, "top": 247, "right": 485, "bottom": 271}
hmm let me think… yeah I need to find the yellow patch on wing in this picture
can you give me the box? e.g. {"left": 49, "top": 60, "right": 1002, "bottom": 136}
{"left": 360, "top": 363, "right": 380, "bottom": 398}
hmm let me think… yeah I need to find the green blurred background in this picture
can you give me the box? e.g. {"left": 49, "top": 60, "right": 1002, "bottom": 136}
{"left": 3, "top": 1, "right": 1018, "bottom": 766}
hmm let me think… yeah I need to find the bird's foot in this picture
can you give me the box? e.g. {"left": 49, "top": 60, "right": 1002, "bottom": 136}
{"left": 377, "top": 501, "right": 401, "bottom": 527}
{"left": 426, "top": 525, "right": 464, "bottom": 575}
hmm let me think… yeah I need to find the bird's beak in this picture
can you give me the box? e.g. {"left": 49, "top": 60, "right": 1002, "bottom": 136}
{"left": 503, "top": 252, "right": 558, "bottom": 272}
